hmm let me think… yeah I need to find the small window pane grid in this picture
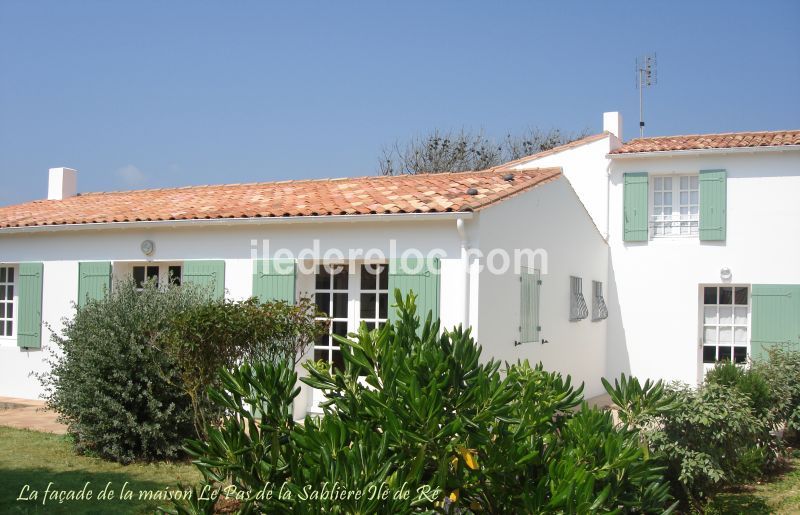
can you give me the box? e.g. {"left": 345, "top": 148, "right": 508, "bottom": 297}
{"left": 314, "top": 265, "right": 350, "bottom": 372}
{"left": 359, "top": 264, "right": 389, "bottom": 331}
{"left": 651, "top": 175, "right": 699, "bottom": 237}
{"left": 570, "top": 276, "right": 589, "bottom": 321}
{"left": 703, "top": 286, "right": 749, "bottom": 364}
{"left": 0, "top": 266, "right": 15, "bottom": 337}
{"left": 592, "top": 280, "right": 608, "bottom": 321}
{"left": 132, "top": 265, "right": 182, "bottom": 290}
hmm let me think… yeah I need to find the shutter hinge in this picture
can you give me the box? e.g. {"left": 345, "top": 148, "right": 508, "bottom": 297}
{"left": 536, "top": 326, "right": 541, "bottom": 331}
{"left": 537, "top": 280, "right": 542, "bottom": 285}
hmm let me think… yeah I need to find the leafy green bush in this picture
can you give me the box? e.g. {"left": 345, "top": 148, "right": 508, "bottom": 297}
{"left": 174, "top": 292, "right": 674, "bottom": 514}
{"left": 752, "top": 349, "right": 800, "bottom": 433}
{"left": 704, "top": 361, "right": 774, "bottom": 423}
{"left": 605, "top": 375, "right": 767, "bottom": 504}
{"left": 39, "top": 279, "right": 210, "bottom": 463}
{"left": 161, "top": 297, "right": 326, "bottom": 435}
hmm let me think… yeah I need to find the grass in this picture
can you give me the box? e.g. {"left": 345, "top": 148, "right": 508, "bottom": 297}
{"left": 704, "top": 457, "right": 800, "bottom": 514}
{"left": 0, "top": 426, "right": 201, "bottom": 514}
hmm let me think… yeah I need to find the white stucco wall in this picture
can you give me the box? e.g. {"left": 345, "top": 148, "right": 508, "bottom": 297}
{"left": 511, "top": 134, "right": 621, "bottom": 238}
{"left": 474, "top": 176, "right": 610, "bottom": 397}
{"left": 0, "top": 219, "right": 467, "bottom": 409}
{"left": 607, "top": 149, "right": 800, "bottom": 385}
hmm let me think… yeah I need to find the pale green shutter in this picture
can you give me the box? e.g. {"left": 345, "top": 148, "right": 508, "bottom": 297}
{"left": 623, "top": 172, "right": 649, "bottom": 242}
{"left": 699, "top": 169, "right": 727, "bottom": 241}
{"left": 519, "top": 267, "right": 541, "bottom": 343}
{"left": 751, "top": 284, "right": 800, "bottom": 360}
{"left": 252, "top": 259, "right": 296, "bottom": 303}
{"left": 183, "top": 260, "right": 225, "bottom": 300}
{"left": 17, "top": 263, "right": 44, "bottom": 348}
{"left": 388, "top": 258, "right": 440, "bottom": 326}
{"left": 78, "top": 262, "right": 112, "bottom": 307}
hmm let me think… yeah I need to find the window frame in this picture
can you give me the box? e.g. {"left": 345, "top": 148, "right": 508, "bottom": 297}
{"left": 650, "top": 173, "right": 700, "bottom": 239}
{"left": 700, "top": 285, "right": 751, "bottom": 366}
{"left": 0, "top": 264, "right": 18, "bottom": 342}
{"left": 312, "top": 262, "right": 389, "bottom": 373}
{"left": 569, "top": 276, "right": 589, "bottom": 321}
{"left": 115, "top": 261, "right": 183, "bottom": 291}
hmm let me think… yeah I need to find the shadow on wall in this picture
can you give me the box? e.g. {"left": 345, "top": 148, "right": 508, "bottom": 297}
{"left": 605, "top": 253, "right": 631, "bottom": 380}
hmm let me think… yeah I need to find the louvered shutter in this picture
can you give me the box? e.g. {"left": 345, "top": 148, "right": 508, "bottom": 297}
{"left": 751, "top": 284, "right": 800, "bottom": 360}
{"left": 252, "top": 259, "right": 296, "bottom": 303}
{"left": 520, "top": 267, "right": 541, "bottom": 343}
{"left": 183, "top": 260, "right": 225, "bottom": 300}
{"left": 623, "top": 172, "right": 649, "bottom": 242}
{"left": 78, "top": 262, "right": 112, "bottom": 308}
{"left": 387, "top": 257, "right": 440, "bottom": 327}
{"left": 699, "top": 169, "right": 727, "bottom": 241}
{"left": 17, "top": 263, "right": 44, "bottom": 348}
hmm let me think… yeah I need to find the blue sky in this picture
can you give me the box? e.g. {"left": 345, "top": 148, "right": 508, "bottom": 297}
{"left": 1, "top": 1, "right": 798, "bottom": 206}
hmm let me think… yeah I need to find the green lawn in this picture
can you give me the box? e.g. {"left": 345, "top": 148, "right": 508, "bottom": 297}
{"left": 703, "top": 458, "right": 800, "bottom": 514}
{"left": 0, "top": 426, "right": 201, "bottom": 514}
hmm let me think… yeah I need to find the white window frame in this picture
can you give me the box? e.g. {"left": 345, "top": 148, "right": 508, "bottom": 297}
{"left": 650, "top": 174, "right": 699, "bottom": 238}
{"left": 113, "top": 261, "right": 184, "bottom": 290}
{"left": 700, "top": 285, "right": 750, "bottom": 368}
{"left": 0, "top": 264, "right": 18, "bottom": 343}
{"left": 312, "top": 262, "right": 389, "bottom": 372}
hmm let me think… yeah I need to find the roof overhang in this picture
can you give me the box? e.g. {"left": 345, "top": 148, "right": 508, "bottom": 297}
{"left": 608, "top": 144, "right": 800, "bottom": 159}
{"left": 0, "top": 211, "right": 474, "bottom": 235}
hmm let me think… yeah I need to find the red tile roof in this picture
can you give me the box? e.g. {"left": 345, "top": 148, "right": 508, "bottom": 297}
{"left": 611, "top": 130, "right": 800, "bottom": 154}
{"left": 0, "top": 168, "right": 562, "bottom": 229}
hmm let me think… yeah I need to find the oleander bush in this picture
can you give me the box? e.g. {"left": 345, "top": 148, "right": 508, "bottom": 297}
{"left": 173, "top": 292, "right": 675, "bottom": 514}
{"left": 752, "top": 348, "right": 800, "bottom": 433}
{"left": 39, "top": 278, "right": 210, "bottom": 463}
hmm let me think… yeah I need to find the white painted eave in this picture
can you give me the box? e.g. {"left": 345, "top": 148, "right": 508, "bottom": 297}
{"left": 607, "top": 144, "right": 800, "bottom": 160}
{"left": 0, "top": 211, "right": 474, "bottom": 235}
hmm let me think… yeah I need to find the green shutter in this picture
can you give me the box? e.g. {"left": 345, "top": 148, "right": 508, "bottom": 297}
{"left": 388, "top": 257, "right": 440, "bottom": 327}
{"left": 183, "top": 260, "right": 225, "bottom": 300}
{"left": 17, "top": 262, "right": 44, "bottom": 348}
{"left": 520, "top": 267, "right": 541, "bottom": 343}
{"left": 252, "top": 259, "right": 296, "bottom": 303}
{"left": 699, "top": 169, "right": 727, "bottom": 241}
{"left": 623, "top": 172, "right": 649, "bottom": 242}
{"left": 78, "top": 262, "right": 112, "bottom": 307}
{"left": 751, "top": 284, "right": 800, "bottom": 361}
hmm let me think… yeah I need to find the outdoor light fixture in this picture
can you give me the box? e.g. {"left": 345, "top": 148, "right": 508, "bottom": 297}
{"left": 141, "top": 239, "right": 155, "bottom": 256}
{"left": 720, "top": 267, "right": 732, "bottom": 280}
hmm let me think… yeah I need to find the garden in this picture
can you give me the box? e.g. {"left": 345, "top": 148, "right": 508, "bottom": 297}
{"left": 2, "top": 279, "right": 800, "bottom": 513}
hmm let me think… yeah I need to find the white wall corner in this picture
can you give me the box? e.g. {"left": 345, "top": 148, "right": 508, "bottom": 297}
{"left": 48, "top": 167, "right": 78, "bottom": 200}
{"left": 603, "top": 112, "right": 623, "bottom": 142}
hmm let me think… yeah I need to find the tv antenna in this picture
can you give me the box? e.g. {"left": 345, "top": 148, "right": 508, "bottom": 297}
{"left": 635, "top": 53, "right": 657, "bottom": 138}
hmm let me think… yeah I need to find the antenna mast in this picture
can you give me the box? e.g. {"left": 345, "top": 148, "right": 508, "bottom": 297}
{"left": 635, "top": 53, "right": 657, "bottom": 138}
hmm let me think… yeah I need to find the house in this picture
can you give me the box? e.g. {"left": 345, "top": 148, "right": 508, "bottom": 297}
{"left": 505, "top": 114, "right": 800, "bottom": 385}
{"left": 0, "top": 162, "right": 608, "bottom": 418}
{"left": 1, "top": 112, "right": 798, "bottom": 418}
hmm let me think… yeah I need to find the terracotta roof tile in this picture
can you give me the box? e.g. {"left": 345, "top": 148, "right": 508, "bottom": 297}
{"left": 611, "top": 130, "right": 800, "bottom": 154}
{"left": 0, "top": 168, "right": 561, "bottom": 229}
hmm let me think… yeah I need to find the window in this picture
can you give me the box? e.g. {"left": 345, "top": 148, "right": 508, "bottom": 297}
{"left": 0, "top": 266, "right": 15, "bottom": 337}
{"left": 592, "top": 280, "right": 608, "bottom": 321}
{"left": 703, "top": 286, "right": 749, "bottom": 364}
{"left": 652, "top": 175, "right": 699, "bottom": 237}
{"left": 569, "top": 276, "right": 588, "bottom": 321}
{"left": 132, "top": 264, "right": 182, "bottom": 290}
{"left": 313, "top": 263, "right": 388, "bottom": 371}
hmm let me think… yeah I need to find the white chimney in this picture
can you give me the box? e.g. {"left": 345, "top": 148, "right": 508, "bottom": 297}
{"left": 603, "top": 112, "right": 623, "bottom": 141}
{"left": 48, "top": 167, "right": 78, "bottom": 200}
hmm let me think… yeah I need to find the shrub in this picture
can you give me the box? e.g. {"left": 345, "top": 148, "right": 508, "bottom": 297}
{"left": 704, "top": 361, "right": 775, "bottom": 423}
{"left": 604, "top": 375, "right": 767, "bottom": 504}
{"left": 39, "top": 279, "right": 210, "bottom": 463}
{"left": 160, "top": 297, "right": 326, "bottom": 435}
{"left": 752, "top": 349, "right": 800, "bottom": 433}
{"left": 174, "top": 292, "right": 674, "bottom": 514}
